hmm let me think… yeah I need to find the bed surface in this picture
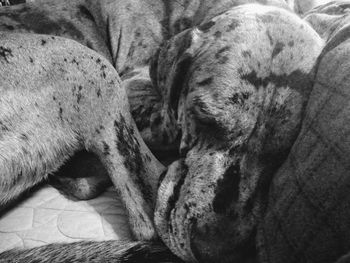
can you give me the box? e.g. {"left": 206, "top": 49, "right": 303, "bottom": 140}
{"left": 0, "top": 185, "right": 132, "bottom": 253}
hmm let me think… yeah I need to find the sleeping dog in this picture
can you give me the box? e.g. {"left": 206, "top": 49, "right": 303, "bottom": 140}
{"left": 151, "top": 4, "right": 324, "bottom": 262}
{"left": 0, "top": 4, "right": 324, "bottom": 263}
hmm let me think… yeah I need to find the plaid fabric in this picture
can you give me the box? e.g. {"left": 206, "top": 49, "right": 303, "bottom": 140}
{"left": 258, "top": 23, "right": 350, "bottom": 263}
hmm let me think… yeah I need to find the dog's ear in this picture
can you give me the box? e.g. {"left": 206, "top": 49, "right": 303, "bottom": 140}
{"left": 149, "top": 28, "right": 203, "bottom": 145}
{"left": 165, "top": 28, "right": 203, "bottom": 114}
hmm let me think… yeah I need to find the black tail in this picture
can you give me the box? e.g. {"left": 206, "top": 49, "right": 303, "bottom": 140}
{"left": 0, "top": 241, "right": 183, "bottom": 263}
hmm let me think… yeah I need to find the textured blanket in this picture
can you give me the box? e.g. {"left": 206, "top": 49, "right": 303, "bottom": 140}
{"left": 0, "top": 185, "right": 131, "bottom": 253}
{"left": 258, "top": 10, "right": 350, "bottom": 263}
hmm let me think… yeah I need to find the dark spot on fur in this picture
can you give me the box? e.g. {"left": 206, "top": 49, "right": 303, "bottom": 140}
{"left": 21, "top": 147, "right": 29, "bottom": 155}
{"left": 20, "top": 133, "right": 28, "bottom": 141}
{"left": 102, "top": 142, "right": 110, "bottom": 155}
{"left": 41, "top": 39, "right": 47, "bottom": 45}
{"left": 0, "top": 121, "right": 10, "bottom": 132}
{"left": 29, "top": 57, "right": 34, "bottom": 63}
{"left": 226, "top": 19, "right": 240, "bottom": 32}
{"left": 213, "top": 161, "right": 240, "bottom": 214}
{"left": 198, "top": 20, "right": 215, "bottom": 32}
{"left": 0, "top": 46, "right": 13, "bottom": 62}
{"left": 218, "top": 56, "right": 229, "bottom": 64}
{"left": 59, "top": 107, "right": 63, "bottom": 120}
{"left": 96, "top": 58, "right": 101, "bottom": 64}
{"left": 272, "top": 41, "right": 285, "bottom": 59}
{"left": 266, "top": 30, "right": 273, "bottom": 46}
{"left": 97, "top": 88, "right": 101, "bottom": 98}
{"left": 241, "top": 70, "right": 312, "bottom": 97}
{"left": 16, "top": 10, "right": 85, "bottom": 41}
{"left": 100, "top": 64, "right": 107, "bottom": 79}
{"left": 288, "top": 40, "right": 294, "bottom": 47}
{"left": 78, "top": 5, "right": 95, "bottom": 22}
{"left": 214, "top": 31, "right": 222, "bottom": 38}
{"left": 197, "top": 77, "right": 213, "bottom": 86}
{"left": 242, "top": 50, "right": 251, "bottom": 58}
{"left": 230, "top": 92, "right": 250, "bottom": 106}
{"left": 215, "top": 46, "right": 230, "bottom": 59}
{"left": 72, "top": 58, "right": 79, "bottom": 65}
{"left": 77, "top": 93, "right": 82, "bottom": 104}
{"left": 114, "top": 115, "right": 153, "bottom": 201}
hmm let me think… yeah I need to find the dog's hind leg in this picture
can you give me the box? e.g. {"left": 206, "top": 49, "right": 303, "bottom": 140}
{"left": 0, "top": 110, "right": 81, "bottom": 211}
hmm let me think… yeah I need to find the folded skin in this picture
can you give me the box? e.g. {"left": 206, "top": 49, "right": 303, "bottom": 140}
{"left": 303, "top": 0, "right": 350, "bottom": 41}
{"left": 151, "top": 4, "right": 324, "bottom": 262}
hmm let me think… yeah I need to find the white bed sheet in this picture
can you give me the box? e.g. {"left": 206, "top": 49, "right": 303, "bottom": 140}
{"left": 0, "top": 185, "right": 132, "bottom": 252}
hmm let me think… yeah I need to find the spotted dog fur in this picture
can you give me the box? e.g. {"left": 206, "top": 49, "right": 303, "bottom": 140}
{"left": 0, "top": 0, "right": 291, "bottom": 139}
{"left": 0, "top": 33, "right": 165, "bottom": 241}
{"left": 0, "top": 0, "right": 291, "bottom": 198}
{"left": 0, "top": 0, "right": 165, "bottom": 74}
{"left": 151, "top": 4, "right": 324, "bottom": 262}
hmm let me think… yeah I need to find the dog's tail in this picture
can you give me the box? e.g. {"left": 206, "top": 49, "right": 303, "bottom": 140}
{"left": 0, "top": 240, "right": 183, "bottom": 263}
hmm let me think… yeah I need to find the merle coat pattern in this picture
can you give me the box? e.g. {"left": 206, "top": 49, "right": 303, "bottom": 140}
{"left": 0, "top": 33, "right": 165, "bottom": 241}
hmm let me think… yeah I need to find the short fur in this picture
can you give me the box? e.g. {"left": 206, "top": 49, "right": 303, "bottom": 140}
{"left": 151, "top": 4, "right": 324, "bottom": 262}
{"left": 0, "top": 33, "right": 165, "bottom": 241}
{"left": 0, "top": 241, "right": 182, "bottom": 263}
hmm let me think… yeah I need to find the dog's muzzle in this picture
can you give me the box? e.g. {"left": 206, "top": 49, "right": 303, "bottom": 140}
{"left": 154, "top": 151, "right": 257, "bottom": 263}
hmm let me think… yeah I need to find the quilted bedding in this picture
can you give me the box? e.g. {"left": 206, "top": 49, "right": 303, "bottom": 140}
{"left": 258, "top": 7, "right": 350, "bottom": 263}
{"left": 0, "top": 185, "right": 132, "bottom": 253}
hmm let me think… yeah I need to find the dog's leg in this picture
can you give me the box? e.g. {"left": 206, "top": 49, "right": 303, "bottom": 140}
{"left": 85, "top": 113, "right": 164, "bottom": 240}
{"left": 0, "top": 122, "right": 81, "bottom": 212}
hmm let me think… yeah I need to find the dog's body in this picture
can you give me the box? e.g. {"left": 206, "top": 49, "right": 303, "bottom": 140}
{"left": 0, "top": 0, "right": 165, "bottom": 73}
{"left": 0, "top": 33, "right": 165, "bottom": 241}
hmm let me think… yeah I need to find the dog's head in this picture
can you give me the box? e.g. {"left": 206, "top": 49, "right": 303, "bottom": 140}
{"left": 151, "top": 4, "right": 324, "bottom": 262}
